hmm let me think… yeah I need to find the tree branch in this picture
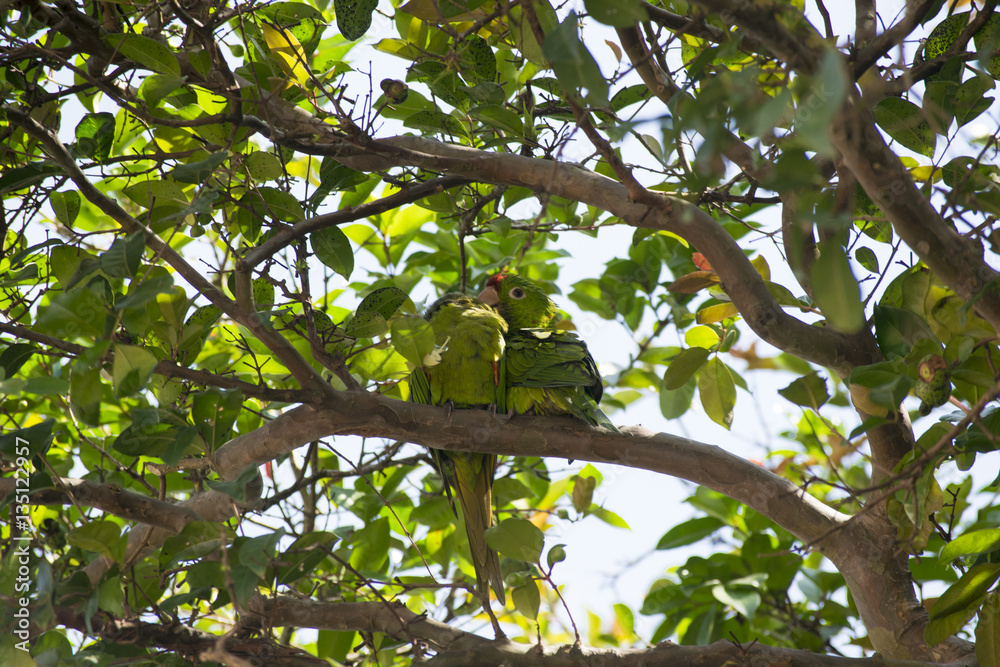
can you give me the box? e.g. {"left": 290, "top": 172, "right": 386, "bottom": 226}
{"left": 248, "top": 595, "right": 961, "bottom": 667}
{"left": 0, "top": 478, "right": 198, "bottom": 530}
{"left": 305, "top": 135, "right": 870, "bottom": 376}
{"left": 3, "top": 105, "right": 333, "bottom": 397}
{"left": 688, "top": 0, "right": 1000, "bottom": 335}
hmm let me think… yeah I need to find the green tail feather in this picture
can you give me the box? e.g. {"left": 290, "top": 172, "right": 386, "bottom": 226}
{"left": 435, "top": 450, "right": 505, "bottom": 604}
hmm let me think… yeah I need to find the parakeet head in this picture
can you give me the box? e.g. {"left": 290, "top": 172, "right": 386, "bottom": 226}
{"left": 479, "top": 273, "right": 559, "bottom": 329}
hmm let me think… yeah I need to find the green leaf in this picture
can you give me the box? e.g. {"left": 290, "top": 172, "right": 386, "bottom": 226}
{"left": 698, "top": 357, "right": 736, "bottom": 430}
{"left": 335, "top": 0, "right": 378, "bottom": 40}
{"left": 50, "top": 190, "right": 82, "bottom": 226}
{"left": 613, "top": 603, "right": 635, "bottom": 636}
{"left": 169, "top": 151, "right": 229, "bottom": 183}
{"left": 855, "top": 247, "right": 879, "bottom": 273}
{"left": 0, "top": 343, "right": 37, "bottom": 379}
{"left": 546, "top": 544, "right": 567, "bottom": 569}
{"left": 977, "top": 592, "right": 1000, "bottom": 667}
{"left": 973, "top": 13, "right": 1000, "bottom": 78}
{"left": 390, "top": 317, "right": 436, "bottom": 365}
{"left": 583, "top": 0, "right": 647, "bottom": 27}
{"left": 811, "top": 242, "right": 865, "bottom": 333}
{"left": 655, "top": 516, "right": 725, "bottom": 550}
{"left": 873, "top": 304, "right": 936, "bottom": 360}
{"left": 276, "top": 532, "right": 340, "bottom": 586}
{"left": 850, "top": 362, "right": 913, "bottom": 410}
{"left": 0, "top": 419, "right": 54, "bottom": 459}
{"left": 712, "top": 581, "right": 761, "bottom": 619}
{"left": 69, "top": 365, "right": 101, "bottom": 427}
{"left": 589, "top": 505, "right": 631, "bottom": 529}
{"left": 98, "top": 575, "right": 125, "bottom": 617}
{"left": 794, "top": 49, "right": 848, "bottom": 156}
{"left": 873, "top": 97, "right": 937, "bottom": 158}
{"left": 403, "top": 110, "right": 468, "bottom": 137}
{"left": 35, "top": 285, "right": 107, "bottom": 339}
{"left": 940, "top": 529, "right": 1000, "bottom": 564}
{"left": 105, "top": 33, "right": 182, "bottom": 76}
{"left": 100, "top": 232, "right": 145, "bottom": 279}
{"left": 74, "top": 113, "right": 115, "bottom": 161}
{"left": 356, "top": 286, "right": 409, "bottom": 320}
{"left": 954, "top": 73, "right": 995, "bottom": 127}
{"left": 542, "top": 12, "right": 609, "bottom": 107}
{"left": 0, "top": 162, "right": 64, "bottom": 194}
{"left": 930, "top": 562, "right": 1000, "bottom": 621}
{"left": 349, "top": 516, "right": 390, "bottom": 571}
{"left": 67, "top": 520, "right": 124, "bottom": 564}
{"left": 659, "top": 374, "right": 695, "bottom": 420}
{"left": 778, "top": 371, "right": 829, "bottom": 409}
{"left": 925, "top": 12, "right": 970, "bottom": 60}
{"left": 458, "top": 34, "right": 496, "bottom": 82}
{"left": 192, "top": 388, "right": 243, "bottom": 448}
{"left": 138, "top": 73, "right": 185, "bottom": 108}
{"left": 485, "top": 517, "right": 544, "bottom": 563}
{"left": 926, "top": 563, "right": 1000, "bottom": 645}
{"left": 121, "top": 179, "right": 188, "bottom": 210}
{"left": 469, "top": 105, "right": 524, "bottom": 134}
{"left": 205, "top": 466, "right": 261, "bottom": 503}
{"left": 311, "top": 226, "right": 355, "bottom": 279}
{"left": 684, "top": 325, "right": 720, "bottom": 349}
{"left": 112, "top": 344, "right": 158, "bottom": 398}
{"left": 511, "top": 580, "right": 541, "bottom": 619}
{"left": 570, "top": 474, "right": 595, "bottom": 513}
{"left": 345, "top": 311, "right": 389, "bottom": 338}
{"left": 244, "top": 151, "right": 284, "bottom": 181}
{"left": 662, "top": 347, "right": 711, "bottom": 390}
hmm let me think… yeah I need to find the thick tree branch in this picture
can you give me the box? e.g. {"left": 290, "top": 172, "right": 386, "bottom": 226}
{"left": 212, "top": 395, "right": 970, "bottom": 662}
{"left": 249, "top": 595, "right": 961, "bottom": 667}
{"left": 72, "top": 389, "right": 968, "bottom": 662}
{"left": 29, "top": 594, "right": 958, "bottom": 666}
{"left": 306, "top": 135, "right": 870, "bottom": 376}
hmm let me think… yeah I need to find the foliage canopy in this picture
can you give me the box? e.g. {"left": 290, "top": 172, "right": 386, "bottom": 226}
{"left": 2, "top": 0, "right": 1000, "bottom": 665}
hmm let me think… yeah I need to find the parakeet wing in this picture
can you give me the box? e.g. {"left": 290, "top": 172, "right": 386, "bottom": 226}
{"left": 505, "top": 328, "right": 619, "bottom": 432}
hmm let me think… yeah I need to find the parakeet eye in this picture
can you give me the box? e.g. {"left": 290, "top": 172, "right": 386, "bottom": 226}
{"left": 510, "top": 287, "right": 526, "bottom": 299}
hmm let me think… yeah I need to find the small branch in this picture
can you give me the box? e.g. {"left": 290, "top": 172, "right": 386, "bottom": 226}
{"left": 242, "top": 175, "right": 471, "bottom": 269}
{"left": 3, "top": 105, "right": 333, "bottom": 397}
{"left": 0, "top": 478, "right": 199, "bottom": 531}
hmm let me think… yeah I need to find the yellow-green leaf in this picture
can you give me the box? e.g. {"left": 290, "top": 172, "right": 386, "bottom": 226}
{"left": 698, "top": 357, "right": 736, "bottom": 430}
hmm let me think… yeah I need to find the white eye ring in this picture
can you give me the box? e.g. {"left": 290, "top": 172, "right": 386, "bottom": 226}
{"left": 510, "top": 288, "right": 525, "bottom": 299}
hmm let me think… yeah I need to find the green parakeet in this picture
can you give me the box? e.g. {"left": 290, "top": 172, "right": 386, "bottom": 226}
{"left": 408, "top": 293, "right": 507, "bottom": 604}
{"left": 479, "top": 273, "right": 618, "bottom": 432}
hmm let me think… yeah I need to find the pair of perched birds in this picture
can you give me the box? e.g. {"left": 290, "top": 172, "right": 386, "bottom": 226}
{"left": 408, "top": 273, "right": 617, "bottom": 607}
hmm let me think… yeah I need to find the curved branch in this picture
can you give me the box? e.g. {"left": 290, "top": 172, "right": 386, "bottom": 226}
{"left": 211, "top": 393, "right": 969, "bottom": 662}
{"left": 317, "top": 134, "right": 872, "bottom": 376}
{"left": 249, "top": 595, "right": 960, "bottom": 667}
